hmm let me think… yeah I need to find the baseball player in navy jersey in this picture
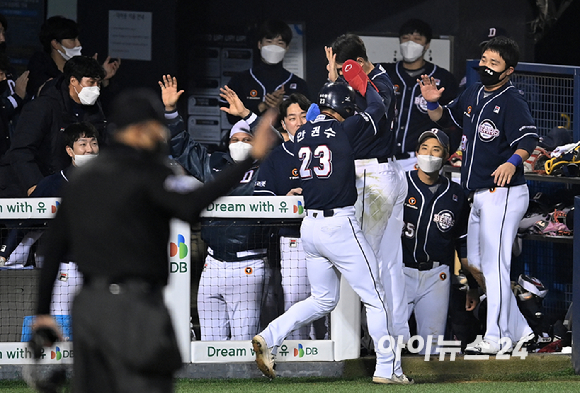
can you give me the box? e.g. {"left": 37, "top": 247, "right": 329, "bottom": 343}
{"left": 327, "top": 34, "right": 410, "bottom": 344}
{"left": 254, "top": 93, "right": 317, "bottom": 340}
{"left": 402, "top": 129, "right": 477, "bottom": 354}
{"left": 252, "top": 81, "right": 411, "bottom": 384}
{"left": 419, "top": 37, "right": 538, "bottom": 354}
{"left": 163, "top": 77, "right": 269, "bottom": 341}
{"left": 381, "top": 19, "right": 459, "bottom": 172}
{"left": 220, "top": 20, "right": 309, "bottom": 125}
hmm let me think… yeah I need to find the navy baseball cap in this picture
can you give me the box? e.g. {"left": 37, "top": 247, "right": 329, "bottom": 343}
{"left": 417, "top": 128, "right": 450, "bottom": 153}
{"left": 480, "top": 26, "right": 509, "bottom": 46}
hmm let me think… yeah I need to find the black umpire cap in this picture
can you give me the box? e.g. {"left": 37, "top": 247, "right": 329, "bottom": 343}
{"left": 110, "top": 88, "right": 165, "bottom": 131}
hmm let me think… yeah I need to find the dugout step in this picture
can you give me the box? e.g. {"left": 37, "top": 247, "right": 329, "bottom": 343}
{"left": 0, "top": 353, "right": 572, "bottom": 382}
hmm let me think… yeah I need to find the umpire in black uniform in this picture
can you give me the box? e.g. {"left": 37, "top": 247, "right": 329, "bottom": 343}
{"left": 32, "top": 88, "right": 276, "bottom": 392}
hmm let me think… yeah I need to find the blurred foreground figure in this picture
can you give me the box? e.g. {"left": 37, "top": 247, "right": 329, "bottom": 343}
{"left": 32, "top": 88, "right": 276, "bottom": 392}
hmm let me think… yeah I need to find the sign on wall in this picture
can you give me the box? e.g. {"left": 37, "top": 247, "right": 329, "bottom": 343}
{"left": 108, "top": 10, "right": 152, "bottom": 61}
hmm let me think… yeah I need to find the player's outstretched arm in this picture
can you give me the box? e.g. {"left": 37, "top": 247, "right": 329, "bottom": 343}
{"left": 250, "top": 109, "right": 278, "bottom": 161}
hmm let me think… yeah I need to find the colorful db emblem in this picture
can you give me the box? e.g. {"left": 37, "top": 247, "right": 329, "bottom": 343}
{"left": 408, "top": 197, "right": 417, "bottom": 206}
{"left": 440, "top": 272, "right": 447, "bottom": 281}
{"left": 294, "top": 343, "right": 305, "bottom": 357}
{"left": 294, "top": 201, "right": 304, "bottom": 214}
{"left": 250, "top": 89, "right": 258, "bottom": 97}
{"left": 245, "top": 267, "right": 253, "bottom": 275}
{"left": 170, "top": 234, "right": 188, "bottom": 259}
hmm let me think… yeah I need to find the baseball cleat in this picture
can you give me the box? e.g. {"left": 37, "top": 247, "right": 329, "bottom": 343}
{"left": 373, "top": 374, "right": 414, "bottom": 385}
{"left": 252, "top": 335, "right": 276, "bottom": 379}
{"left": 464, "top": 339, "right": 500, "bottom": 355}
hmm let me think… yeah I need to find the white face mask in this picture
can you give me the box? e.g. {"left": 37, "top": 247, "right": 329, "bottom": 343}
{"left": 400, "top": 41, "right": 425, "bottom": 63}
{"left": 58, "top": 45, "right": 82, "bottom": 61}
{"left": 261, "top": 45, "right": 286, "bottom": 65}
{"left": 287, "top": 131, "right": 294, "bottom": 143}
{"left": 228, "top": 141, "right": 253, "bottom": 162}
{"left": 416, "top": 154, "right": 443, "bottom": 174}
{"left": 73, "top": 153, "right": 98, "bottom": 167}
{"left": 75, "top": 85, "right": 100, "bottom": 106}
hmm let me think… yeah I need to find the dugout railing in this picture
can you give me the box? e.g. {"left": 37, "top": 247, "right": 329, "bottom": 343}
{"left": 0, "top": 196, "right": 361, "bottom": 367}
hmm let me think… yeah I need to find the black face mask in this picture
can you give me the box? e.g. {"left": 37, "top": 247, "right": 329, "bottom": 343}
{"left": 477, "top": 65, "right": 507, "bottom": 86}
{"left": 0, "top": 79, "right": 7, "bottom": 94}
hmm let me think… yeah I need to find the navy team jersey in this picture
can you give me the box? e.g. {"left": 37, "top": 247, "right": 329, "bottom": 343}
{"left": 382, "top": 61, "right": 458, "bottom": 155}
{"left": 221, "top": 61, "right": 309, "bottom": 124}
{"left": 294, "top": 85, "right": 385, "bottom": 210}
{"left": 348, "top": 63, "right": 397, "bottom": 160}
{"left": 402, "top": 170, "right": 469, "bottom": 268}
{"left": 254, "top": 140, "right": 300, "bottom": 197}
{"left": 440, "top": 81, "right": 539, "bottom": 191}
{"left": 254, "top": 140, "right": 301, "bottom": 237}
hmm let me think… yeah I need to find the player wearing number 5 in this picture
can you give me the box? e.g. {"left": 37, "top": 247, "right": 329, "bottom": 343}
{"left": 419, "top": 37, "right": 538, "bottom": 354}
{"left": 402, "top": 129, "right": 475, "bottom": 354}
{"left": 252, "top": 75, "right": 411, "bottom": 384}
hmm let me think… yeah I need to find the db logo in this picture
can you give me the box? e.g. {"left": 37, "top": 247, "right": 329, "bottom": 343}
{"left": 249, "top": 90, "right": 258, "bottom": 97}
{"left": 344, "top": 64, "right": 352, "bottom": 72}
{"left": 245, "top": 267, "right": 253, "bottom": 275}
{"left": 408, "top": 197, "right": 417, "bottom": 205}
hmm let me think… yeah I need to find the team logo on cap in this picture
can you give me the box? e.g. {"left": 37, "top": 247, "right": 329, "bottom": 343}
{"left": 344, "top": 63, "right": 353, "bottom": 72}
{"left": 478, "top": 119, "right": 500, "bottom": 142}
{"left": 433, "top": 210, "right": 455, "bottom": 232}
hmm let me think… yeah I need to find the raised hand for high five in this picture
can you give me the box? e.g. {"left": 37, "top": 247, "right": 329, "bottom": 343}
{"left": 220, "top": 85, "right": 250, "bottom": 119}
{"left": 417, "top": 74, "right": 445, "bottom": 103}
{"left": 158, "top": 74, "right": 185, "bottom": 112}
